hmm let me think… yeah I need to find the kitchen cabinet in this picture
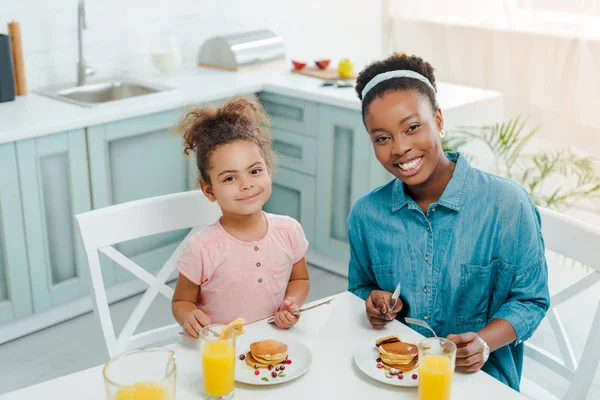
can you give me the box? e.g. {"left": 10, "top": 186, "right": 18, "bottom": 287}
{"left": 0, "top": 142, "right": 33, "bottom": 323}
{"left": 16, "top": 129, "right": 92, "bottom": 311}
{"left": 264, "top": 167, "right": 316, "bottom": 245}
{"left": 260, "top": 93, "right": 379, "bottom": 275}
{"left": 314, "top": 104, "right": 373, "bottom": 274}
{"left": 258, "top": 92, "right": 318, "bottom": 137}
{"left": 271, "top": 126, "right": 318, "bottom": 176}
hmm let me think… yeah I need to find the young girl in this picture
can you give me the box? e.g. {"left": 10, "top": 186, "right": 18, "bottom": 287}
{"left": 347, "top": 53, "right": 549, "bottom": 391}
{"left": 172, "top": 96, "right": 310, "bottom": 337}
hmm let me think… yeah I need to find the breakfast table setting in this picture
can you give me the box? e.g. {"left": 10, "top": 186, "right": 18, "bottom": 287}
{"left": 1, "top": 291, "right": 530, "bottom": 399}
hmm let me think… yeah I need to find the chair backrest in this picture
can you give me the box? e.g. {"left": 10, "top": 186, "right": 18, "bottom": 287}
{"left": 525, "top": 207, "right": 600, "bottom": 400}
{"left": 75, "top": 190, "right": 221, "bottom": 358}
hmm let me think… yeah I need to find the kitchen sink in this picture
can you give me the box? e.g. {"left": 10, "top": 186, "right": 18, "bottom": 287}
{"left": 36, "top": 78, "right": 175, "bottom": 107}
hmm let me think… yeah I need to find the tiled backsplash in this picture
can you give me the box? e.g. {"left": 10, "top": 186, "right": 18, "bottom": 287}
{"left": 0, "top": 0, "right": 382, "bottom": 89}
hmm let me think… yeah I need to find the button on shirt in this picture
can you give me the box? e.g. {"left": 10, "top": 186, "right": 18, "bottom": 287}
{"left": 177, "top": 213, "right": 308, "bottom": 325}
{"left": 347, "top": 153, "right": 550, "bottom": 391}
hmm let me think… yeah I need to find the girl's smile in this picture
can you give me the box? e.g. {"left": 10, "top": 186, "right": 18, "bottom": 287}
{"left": 237, "top": 192, "right": 262, "bottom": 202}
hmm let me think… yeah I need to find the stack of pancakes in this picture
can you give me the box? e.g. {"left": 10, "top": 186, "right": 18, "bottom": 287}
{"left": 376, "top": 335, "right": 418, "bottom": 372}
{"left": 245, "top": 339, "right": 288, "bottom": 368}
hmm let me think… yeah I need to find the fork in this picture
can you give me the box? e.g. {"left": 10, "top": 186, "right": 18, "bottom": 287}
{"left": 405, "top": 317, "right": 438, "bottom": 337}
{"left": 267, "top": 297, "right": 334, "bottom": 324}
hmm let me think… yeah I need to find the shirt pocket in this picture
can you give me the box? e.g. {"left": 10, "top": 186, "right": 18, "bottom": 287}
{"left": 371, "top": 264, "right": 399, "bottom": 293}
{"left": 271, "top": 264, "right": 291, "bottom": 297}
{"left": 457, "top": 259, "right": 514, "bottom": 328}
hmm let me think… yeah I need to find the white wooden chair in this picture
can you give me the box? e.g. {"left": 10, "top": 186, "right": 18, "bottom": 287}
{"left": 521, "top": 207, "right": 600, "bottom": 400}
{"left": 75, "top": 190, "right": 221, "bottom": 358}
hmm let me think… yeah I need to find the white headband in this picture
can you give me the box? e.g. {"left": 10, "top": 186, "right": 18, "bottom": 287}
{"left": 361, "top": 70, "right": 436, "bottom": 100}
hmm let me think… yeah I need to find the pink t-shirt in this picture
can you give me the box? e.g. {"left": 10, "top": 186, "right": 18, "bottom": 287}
{"left": 176, "top": 213, "right": 309, "bottom": 325}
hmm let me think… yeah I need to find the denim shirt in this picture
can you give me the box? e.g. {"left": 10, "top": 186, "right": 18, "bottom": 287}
{"left": 347, "top": 152, "right": 550, "bottom": 391}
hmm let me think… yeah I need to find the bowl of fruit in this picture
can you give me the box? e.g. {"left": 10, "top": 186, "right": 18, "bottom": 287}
{"left": 314, "top": 59, "right": 331, "bottom": 70}
{"left": 292, "top": 60, "right": 307, "bottom": 70}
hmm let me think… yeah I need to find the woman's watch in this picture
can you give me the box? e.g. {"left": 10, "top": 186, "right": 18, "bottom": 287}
{"left": 477, "top": 335, "right": 491, "bottom": 363}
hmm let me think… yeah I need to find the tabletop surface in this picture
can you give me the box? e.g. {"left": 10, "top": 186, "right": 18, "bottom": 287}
{"left": 1, "top": 291, "right": 527, "bottom": 399}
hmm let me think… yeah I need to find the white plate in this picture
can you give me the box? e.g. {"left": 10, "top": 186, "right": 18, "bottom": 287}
{"left": 235, "top": 336, "right": 312, "bottom": 386}
{"left": 353, "top": 335, "right": 421, "bottom": 387}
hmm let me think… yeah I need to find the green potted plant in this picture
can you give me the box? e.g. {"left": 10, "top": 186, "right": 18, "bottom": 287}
{"left": 444, "top": 116, "right": 600, "bottom": 212}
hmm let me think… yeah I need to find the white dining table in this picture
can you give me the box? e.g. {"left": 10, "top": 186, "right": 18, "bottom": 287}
{"left": 1, "top": 291, "right": 528, "bottom": 399}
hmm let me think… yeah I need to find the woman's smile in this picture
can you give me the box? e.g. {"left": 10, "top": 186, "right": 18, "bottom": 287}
{"left": 393, "top": 155, "right": 424, "bottom": 176}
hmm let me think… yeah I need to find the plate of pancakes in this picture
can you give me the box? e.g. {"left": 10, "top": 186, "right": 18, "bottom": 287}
{"left": 235, "top": 337, "right": 312, "bottom": 385}
{"left": 354, "top": 334, "right": 420, "bottom": 387}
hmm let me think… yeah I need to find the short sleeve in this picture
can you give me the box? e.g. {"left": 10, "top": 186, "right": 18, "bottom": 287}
{"left": 288, "top": 218, "right": 309, "bottom": 264}
{"left": 175, "top": 235, "right": 205, "bottom": 285}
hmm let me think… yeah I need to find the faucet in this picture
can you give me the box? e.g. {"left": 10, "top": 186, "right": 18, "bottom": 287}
{"left": 77, "top": 0, "right": 95, "bottom": 86}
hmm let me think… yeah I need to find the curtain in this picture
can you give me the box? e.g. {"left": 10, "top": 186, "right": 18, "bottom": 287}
{"left": 383, "top": 0, "right": 600, "bottom": 158}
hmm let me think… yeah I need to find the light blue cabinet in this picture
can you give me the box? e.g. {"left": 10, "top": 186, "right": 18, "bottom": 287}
{"left": 271, "top": 127, "right": 318, "bottom": 176}
{"left": 0, "top": 143, "right": 33, "bottom": 324}
{"left": 264, "top": 167, "right": 316, "bottom": 245}
{"left": 261, "top": 94, "right": 319, "bottom": 246}
{"left": 87, "top": 110, "right": 191, "bottom": 284}
{"left": 16, "top": 130, "right": 92, "bottom": 312}
{"left": 259, "top": 92, "right": 318, "bottom": 137}
{"left": 315, "top": 104, "right": 372, "bottom": 271}
{"left": 261, "top": 93, "right": 378, "bottom": 273}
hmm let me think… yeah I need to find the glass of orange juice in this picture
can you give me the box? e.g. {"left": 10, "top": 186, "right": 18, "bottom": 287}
{"left": 418, "top": 337, "right": 457, "bottom": 400}
{"left": 199, "top": 324, "right": 236, "bottom": 400}
{"left": 103, "top": 348, "right": 176, "bottom": 400}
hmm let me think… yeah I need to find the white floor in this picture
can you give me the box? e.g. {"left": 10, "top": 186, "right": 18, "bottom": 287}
{"left": 0, "top": 262, "right": 598, "bottom": 399}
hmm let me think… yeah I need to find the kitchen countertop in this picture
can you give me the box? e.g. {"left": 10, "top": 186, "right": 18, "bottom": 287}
{"left": 0, "top": 63, "right": 502, "bottom": 145}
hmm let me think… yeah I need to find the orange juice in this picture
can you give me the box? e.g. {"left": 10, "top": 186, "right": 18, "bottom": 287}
{"left": 418, "top": 354, "right": 454, "bottom": 400}
{"left": 115, "top": 382, "right": 169, "bottom": 400}
{"left": 202, "top": 340, "right": 235, "bottom": 396}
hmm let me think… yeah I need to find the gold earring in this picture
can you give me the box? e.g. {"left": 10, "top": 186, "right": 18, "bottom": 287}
{"left": 439, "top": 129, "right": 446, "bottom": 138}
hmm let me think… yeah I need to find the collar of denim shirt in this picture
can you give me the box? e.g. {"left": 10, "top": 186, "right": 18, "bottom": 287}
{"left": 391, "top": 152, "right": 472, "bottom": 213}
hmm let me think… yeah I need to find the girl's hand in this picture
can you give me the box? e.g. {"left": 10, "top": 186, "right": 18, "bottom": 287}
{"left": 274, "top": 297, "right": 300, "bottom": 329}
{"left": 446, "top": 332, "right": 486, "bottom": 372}
{"left": 183, "top": 309, "right": 211, "bottom": 338}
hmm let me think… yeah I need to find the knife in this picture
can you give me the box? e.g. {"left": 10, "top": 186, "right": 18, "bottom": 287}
{"left": 267, "top": 297, "right": 334, "bottom": 324}
{"left": 387, "top": 282, "right": 401, "bottom": 315}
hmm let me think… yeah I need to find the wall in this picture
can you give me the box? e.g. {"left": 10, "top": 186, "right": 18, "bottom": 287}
{"left": 0, "top": 0, "right": 383, "bottom": 90}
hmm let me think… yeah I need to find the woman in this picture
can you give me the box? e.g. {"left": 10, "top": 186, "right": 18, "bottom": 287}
{"left": 347, "top": 53, "right": 550, "bottom": 391}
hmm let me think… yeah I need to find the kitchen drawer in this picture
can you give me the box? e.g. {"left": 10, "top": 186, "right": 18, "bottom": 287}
{"left": 259, "top": 92, "right": 318, "bottom": 137}
{"left": 264, "top": 167, "right": 316, "bottom": 245}
{"left": 272, "top": 127, "right": 317, "bottom": 176}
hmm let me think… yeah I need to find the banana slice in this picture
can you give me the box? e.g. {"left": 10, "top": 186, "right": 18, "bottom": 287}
{"left": 219, "top": 318, "right": 246, "bottom": 339}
